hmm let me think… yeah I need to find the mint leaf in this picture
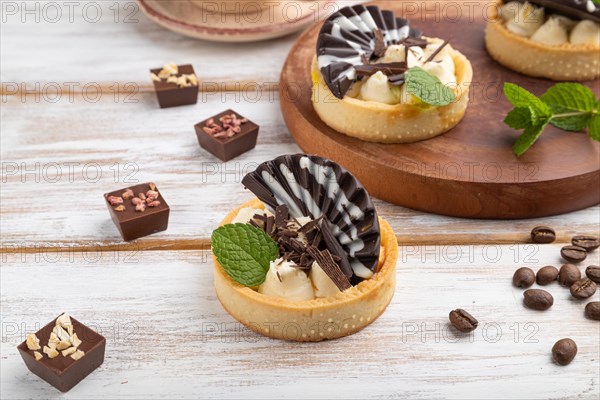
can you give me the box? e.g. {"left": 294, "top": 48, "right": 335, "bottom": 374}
{"left": 504, "top": 83, "right": 552, "bottom": 117}
{"left": 405, "top": 67, "right": 456, "bottom": 106}
{"left": 211, "top": 223, "right": 279, "bottom": 287}
{"left": 551, "top": 115, "right": 592, "bottom": 132}
{"left": 541, "top": 83, "right": 595, "bottom": 132}
{"left": 541, "top": 83, "right": 595, "bottom": 113}
{"left": 503, "top": 82, "right": 600, "bottom": 156}
{"left": 513, "top": 121, "right": 550, "bottom": 157}
{"left": 589, "top": 115, "right": 600, "bottom": 141}
{"left": 504, "top": 107, "right": 535, "bottom": 129}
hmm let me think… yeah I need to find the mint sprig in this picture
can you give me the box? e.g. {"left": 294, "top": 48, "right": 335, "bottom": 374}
{"left": 405, "top": 67, "right": 456, "bottom": 107}
{"left": 211, "top": 223, "right": 279, "bottom": 287}
{"left": 503, "top": 83, "right": 600, "bottom": 156}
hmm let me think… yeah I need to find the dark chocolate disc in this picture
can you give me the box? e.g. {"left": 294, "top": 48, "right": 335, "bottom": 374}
{"left": 242, "top": 154, "right": 381, "bottom": 279}
{"left": 517, "top": 0, "right": 600, "bottom": 22}
{"left": 316, "top": 4, "right": 424, "bottom": 99}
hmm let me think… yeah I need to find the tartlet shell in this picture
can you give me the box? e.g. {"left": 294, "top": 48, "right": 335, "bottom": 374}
{"left": 485, "top": 0, "right": 600, "bottom": 81}
{"left": 311, "top": 42, "right": 473, "bottom": 144}
{"left": 212, "top": 198, "right": 398, "bottom": 342}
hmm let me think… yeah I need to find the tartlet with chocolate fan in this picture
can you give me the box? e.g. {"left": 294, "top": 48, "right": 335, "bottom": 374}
{"left": 211, "top": 154, "right": 398, "bottom": 342}
{"left": 311, "top": 4, "right": 473, "bottom": 143}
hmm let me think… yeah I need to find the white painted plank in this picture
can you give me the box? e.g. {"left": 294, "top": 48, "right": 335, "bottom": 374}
{"left": 1, "top": 92, "right": 599, "bottom": 248}
{"left": 0, "top": 0, "right": 304, "bottom": 88}
{"left": 1, "top": 245, "right": 598, "bottom": 399}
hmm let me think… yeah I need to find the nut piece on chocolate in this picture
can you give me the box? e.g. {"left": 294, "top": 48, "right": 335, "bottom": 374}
{"left": 104, "top": 183, "right": 170, "bottom": 241}
{"left": 150, "top": 64, "right": 198, "bottom": 108}
{"left": 17, "top": 314, "right": 106, "bottom": 392}
{"left": 195, "top": 109, "right": 259, "bottom": 162}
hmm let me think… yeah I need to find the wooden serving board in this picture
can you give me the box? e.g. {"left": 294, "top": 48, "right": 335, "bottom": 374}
{"left": 280, "top": 0, "right": 600, "bottom": 219}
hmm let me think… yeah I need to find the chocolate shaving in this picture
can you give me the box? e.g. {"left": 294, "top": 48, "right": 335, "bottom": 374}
{"left": 276, "top": 271, "right": 282, "bottom": 283}
{"left": 299, "top": 253, "right": 311, "bottom": 269}
{"left": 247, "top": 205, "right": 355, "bottom": 291}
{"left": 373, "top": 29, "right": 386, "bottom": 58}
{"left": 424, "top": 40, "right": 449, "bottom": 64}
{"left": 253, "top": 213, "right": 267, "bottom": 222}
{"left": 274, "top": 205, "right": 288, "bottom": 229}
{"left": 265, "top": 216, "right": 275, "bottom": 236}
{"left": 388, "top": 73, "right": 406, "bottom": 86}
{"left": 354, "top": 62, "right": 408, "bottom": 78}
{"left": 298, "top": 217, "right": 322, "bottom": 234}
{"left": 281, "top": 229, "right": 298, "bottom": 238}
{"left": 320, "top": 219, "right": 353, "bottom": 279}
{"left": 311, "top": 231, "right": 322, "bottom": 248}
{"left": 306, "top": 247, "right": 352, "bottom": 291}
{"left": 360, "top": 53, "right": 369, "bottom": 65}
{"left": 400, "top": 36, "right": 428, "bottom": 48}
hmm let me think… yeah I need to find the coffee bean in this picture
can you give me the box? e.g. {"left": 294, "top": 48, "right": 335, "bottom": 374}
{"left": 513, "top": 267, "right": 535, "bottom": 288}
{"left": 530, "top": 226, "right": 556, "bottom": 243}
{"left": 523, "top": 289, "right": 554, "bottom": 310}
{"left": 570, "top": 279, "right": 597, "bottom": 299}
{"left": 584, "top": 302, "right": 600, "bottom": 320}
{"left": 585, "top": 265, "right": 600, "bottom": 283}
{"left": 530, "top": 226, "right": 556, "bottom": 244}
{"left": 572, "top": 235, "right": 600, "bottom": 252}
{"left": 558, "top": 264, "right": 581, "bottom": 286}
{"left": 552, "top": 338, "right": 577, "bottom": 366}
{"left": 449, "top": 309, "right": 478, "bottom": 332}
{"left": 536, "top": 266, "right": 559, "bottom": 285}
{"left": 561, "top": 245, "right": 587, "bottom": 263}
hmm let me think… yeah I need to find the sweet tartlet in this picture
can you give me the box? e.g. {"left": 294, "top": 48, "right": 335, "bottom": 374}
{"left": 485, "top": 0, "right": 600, "bottom": 80}
{"left": 311, "top": 5, "right": 473, "bottom": 143}
{"left": 211, "top": 154, "right": 398, "bottom": 342}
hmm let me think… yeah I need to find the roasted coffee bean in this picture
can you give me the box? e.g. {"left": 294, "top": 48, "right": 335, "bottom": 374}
{"left": 449, "top": 309, "right": 478, "bottom": 332}
{"left": 584, "top": 302, "right": 600, "bottom": 320}
{"left": 561, "top": 245, "right": 587, "bottom": 263}
{"left": 572, "top": 235, "right": 600, "bottom": 252}
{"left": 558, "top": 264, "right": 581, "bottom": 286}
{"left": 552, "top": 338, "right": 577, "bottom": 366}
{"left": 570, "top": 279, "right": 597, "bottom": 299}
{"left": 513, "top": 267, "right": 535, "bottom": 288}
{"left": 523, "top": 289, "right": 554, "bottom": 310}
{"left": 530, "top": 226, "right": 556, "bottom": 243}
{"left": 536, "top": 266, "right": 559, "bottom": 285}
{"left": 585, "top": 265, "right": 600, "bottom": 283}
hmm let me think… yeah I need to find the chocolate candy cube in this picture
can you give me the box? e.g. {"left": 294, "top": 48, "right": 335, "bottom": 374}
{"left": 17, "top": 314, "right": 105, "bottom": 392}
{"left": 195, "top": 109, "right": 259, "bottom": 161}
{"left": 150, "top": 64, "right": 198, "bottom": 108}
{"left": 104, "top": 182, "right": 170, "bottom": 241}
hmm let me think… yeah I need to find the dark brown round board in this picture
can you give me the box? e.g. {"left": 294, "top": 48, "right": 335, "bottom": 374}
{"left": 279, "top": 0, "right": 600, "bottom": 219}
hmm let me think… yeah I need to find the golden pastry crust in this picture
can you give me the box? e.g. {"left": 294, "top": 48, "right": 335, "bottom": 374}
{"left": 311, "top": 43, "right": 473, "bottom": 144}
{"left": 485, "top": 0, "right": 600, "bottom": 81}
{"left": 213, "top": 198, "right": 398, "bottom": 342}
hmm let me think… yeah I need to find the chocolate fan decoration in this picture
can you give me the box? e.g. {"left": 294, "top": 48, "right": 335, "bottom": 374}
{"left": 316, "top": 4, "right": 424, "bottom": 99}
{"left": 242, "top": 154, "right": 381, "bottom": 279}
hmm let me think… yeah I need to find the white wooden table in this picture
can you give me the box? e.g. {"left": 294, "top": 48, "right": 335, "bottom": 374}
{"left": 1, "top": 2, "right": 599, "bottom": 399}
